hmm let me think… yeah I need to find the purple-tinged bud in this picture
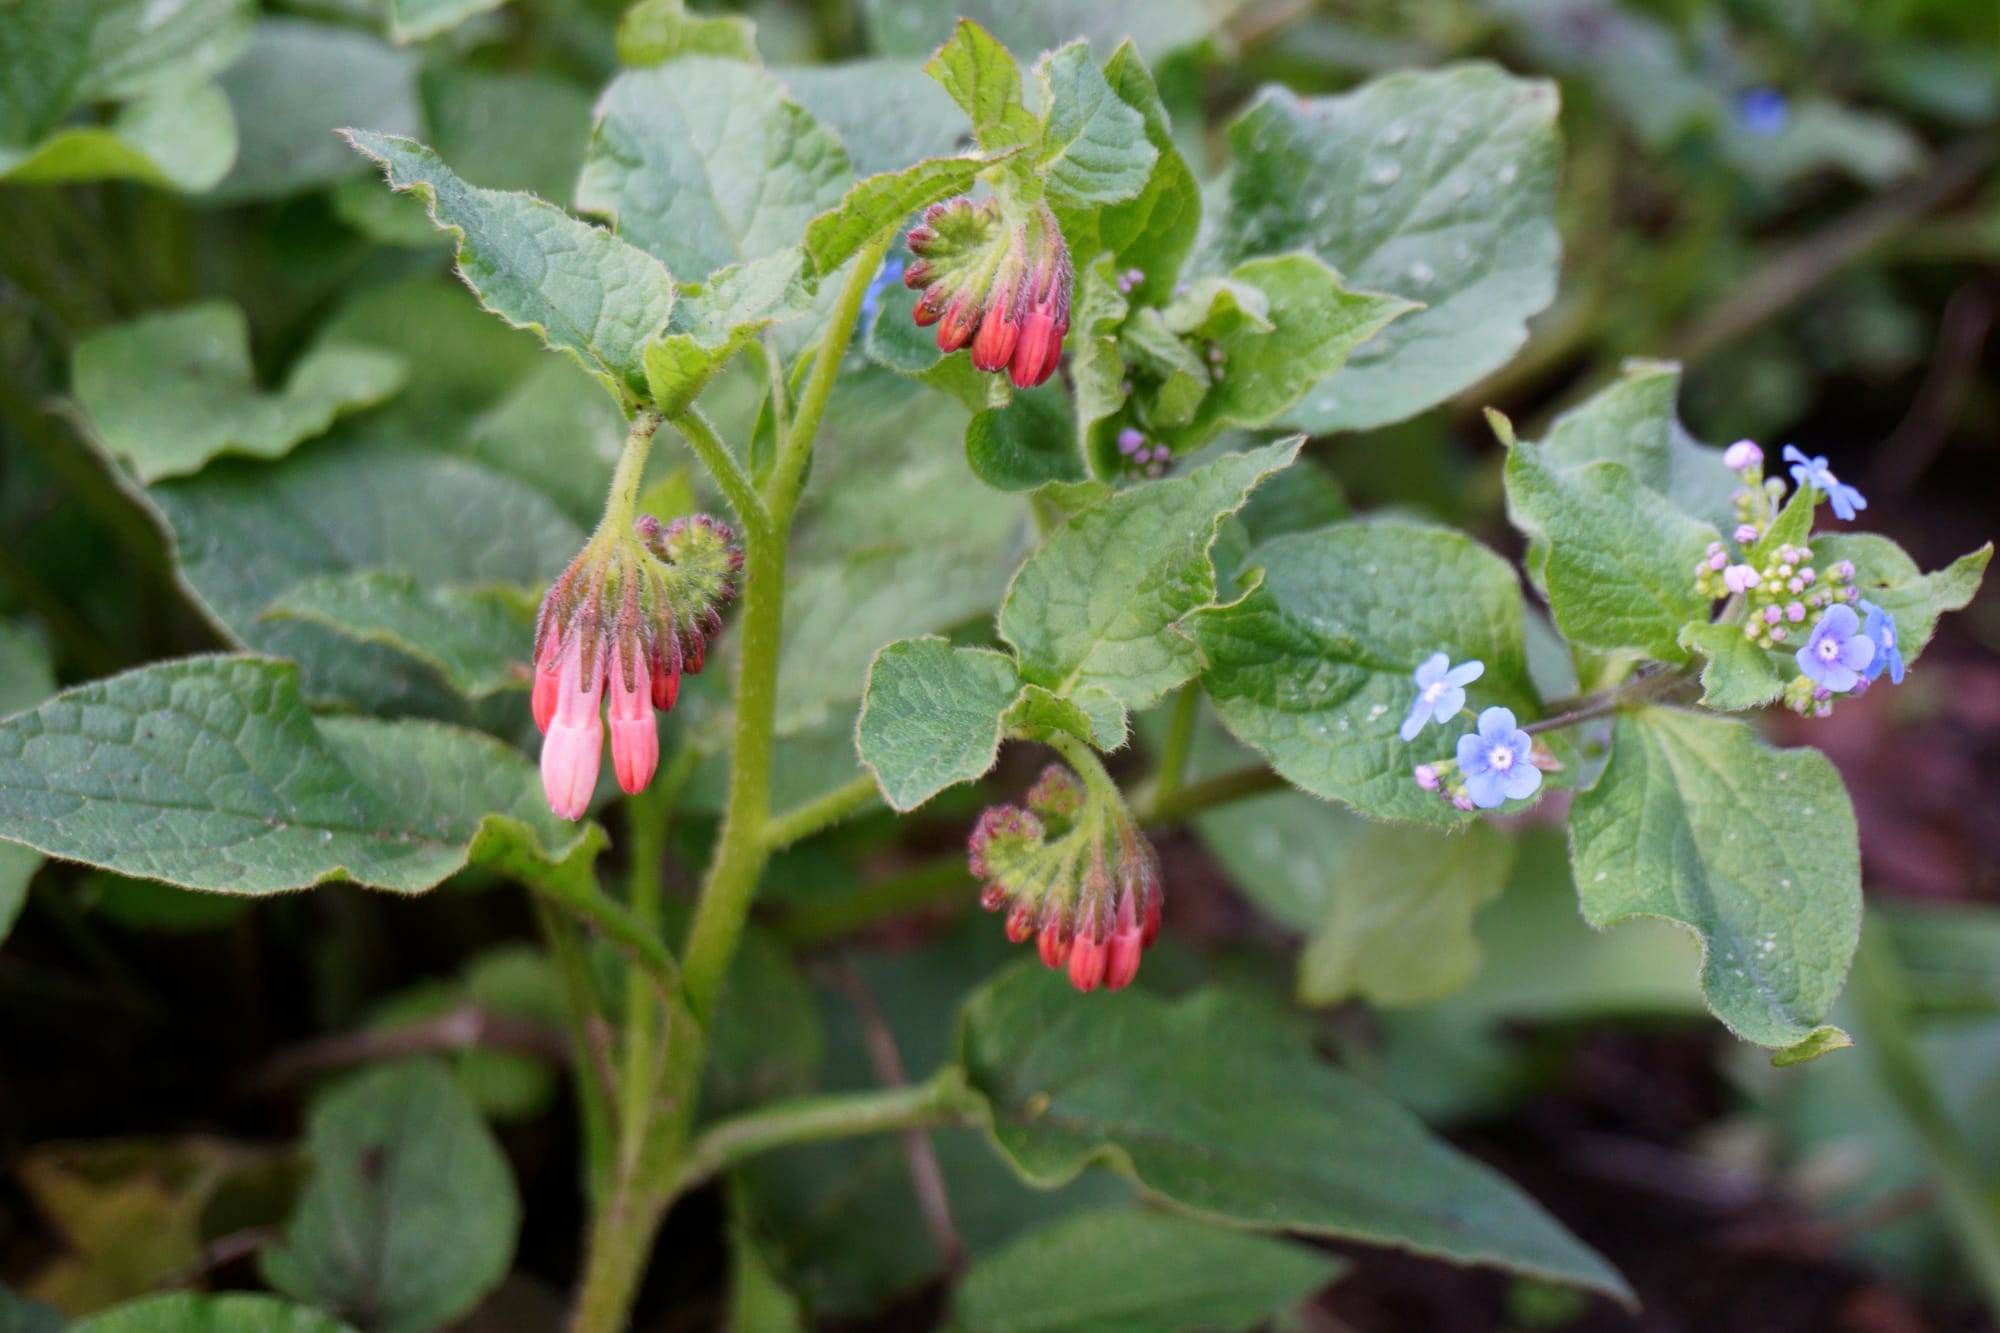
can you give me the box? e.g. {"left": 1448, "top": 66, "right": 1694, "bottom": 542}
{"left": 1026, "top": 763, "right": 1085, "bottom": 823}
{"left": 1724, "top": 440, "right": 1763, "bottom": 470}
{"left": 1770, "top": 627, "right": 1788, "bottom": 642}
{"left": 1007, "top": 206, "right": 1072, "bottom": 389}
{"left": 1414, "top": 764, "right": 1439, "bottom": 791}
{"left": 1117, "top": 427, "right": 1146, "bottom": 456}
{"left": 1830, "top": 560, "right": 1856, "bottom": 582}
{"left": 1452, "top": 793, "right": 1475, "bottom": 812}
{"left": 1765, "top": 606, "right": 1783, "bottom": 625}
{"left": 1707, "top": 550, "right": 1729, "bottom": 572}
{"left": 1723, "top": 564, "right": 1760, "bottom": 593}
{"left": 1786, "top": 602, "right": 1807, "bottom": 623}
{"left": 1735, "top": 524, "right": 1760, "bottom": 545}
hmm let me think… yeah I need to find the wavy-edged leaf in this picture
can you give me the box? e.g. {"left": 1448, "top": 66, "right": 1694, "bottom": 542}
{"left": 857, "top": 639, "right": 1020, "bottom": 811}
{"left": 343, "top": 130, "right": 676, "bottom": 403}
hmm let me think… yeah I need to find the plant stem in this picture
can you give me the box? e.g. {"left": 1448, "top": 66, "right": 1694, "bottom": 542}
{"left": 1146, "top": 686, "right": 1201, "bottom": 814}
{"left": 615, "top": 757, "right": 693, "bottom": 1179}
{"left": 673, "top": 407, "right": 768, "bottom": 537}
{"left": 1144, "top": 763, "right": 1286, "bottom": 824}
{"left": 529, "top": 861, "right": 680, "bottom": 999}
{"left": 597, "top": 412, "right": 663, "bottom": 541}
{"left": 1849, "top": 924, "right": 2000, "bottom": 1320}
{"left": 763, "top": 231, "right": 894, "bottom": 523}
{"left": 534, "top": 897, "right": 617, "bottom": 1205}
{"left": 761, "top": 774, "right": 883, "bottom": 853}
{"left": 1521, "top": 663, "right": 1687, "bottom": 735}
{"left": 673, "top": 1071, "right": 974, "bottom": 1194}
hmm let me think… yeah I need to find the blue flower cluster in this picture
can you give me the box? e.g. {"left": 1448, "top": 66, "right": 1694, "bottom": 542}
{"left": 1401, "top": 654, "right": 1543, "bottom": 811}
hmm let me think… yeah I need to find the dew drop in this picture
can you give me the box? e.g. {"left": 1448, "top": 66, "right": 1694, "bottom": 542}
{"left": 1368, "top": 162, "right": 1401, "bottom": 186}
{"left": 1406, "top": 260, "right": 1435, "bottom": 286}
{"left": 1498, "top": 163, "right": 1519, "bottom": 184}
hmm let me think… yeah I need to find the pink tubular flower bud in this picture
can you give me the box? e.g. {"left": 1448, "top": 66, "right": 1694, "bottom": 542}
{"left": 540, "top": 630, "right": 605, "bottom": 820}
{"left": 607, "top": 641, "right": 658, "bottom": 796}
{"left": 1007, "top": 208, "right": 1072, "bottom": 389}
{"left": 1724, "top": 440, "right": 1763, "bottom": 470}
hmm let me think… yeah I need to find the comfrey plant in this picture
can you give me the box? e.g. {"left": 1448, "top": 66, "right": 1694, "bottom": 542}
{"left": 0, "top": 11, "right": 1991, "bottom": 1333}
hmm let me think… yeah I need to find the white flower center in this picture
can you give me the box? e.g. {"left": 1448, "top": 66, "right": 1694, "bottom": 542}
{"left": 1421, "top": 681, "right": 1447, "bottom": 705}
{"left": 1817, "top": 638, "right": 1841, "bottom": 663}
{"left": 1487, "top": 744, "right": 1514, "bottom": 772}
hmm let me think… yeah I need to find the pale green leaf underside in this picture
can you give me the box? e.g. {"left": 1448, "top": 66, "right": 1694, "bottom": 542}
{"left": 0, "top": 657, "right": 589, "bottom": 895}
{"left": 262, "top": 572, "right": 535, "bottom": 699}
{"left": 261, "top": 1062, "right": 519, "bottom": 1333}
{"left": 343, "top": 129, "right": 675, "bottom": 401}
{"left": 1001, "top": 439, "right": 1302, "bottom": 713}
{"left": 951, "top": 1208, "right": 1342, "bottom": 1333}
{"left": 1220, "top": 63, "right": 1562, "bottom": 433}
{"left": 0, "top": 81, "right": 237, "bottom": 190}
{"left": 74, "top": 302, "right": 407, "bottom": 483}
{"left": 857, "top": 639, "right": 1021, "bottom": 811}
{"left": 1191, "top": 521, "right": 1535, "bottom": 825}
{"left": 959, "top": 967, "right": 1631, "bottom": 1300}
{"left": 1569, "top": 707, "right": 1861, "bottom": 1050}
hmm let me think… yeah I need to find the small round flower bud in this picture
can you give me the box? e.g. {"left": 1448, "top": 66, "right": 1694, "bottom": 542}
{"left": 1724, "top": 440, "right": 1763, "bottom": 470}
{"left": 1414, "top": 764, "right": 1440, "bottom": 791}
{"left": 1734, "top": 524, "right": 1760, "bottom": 545}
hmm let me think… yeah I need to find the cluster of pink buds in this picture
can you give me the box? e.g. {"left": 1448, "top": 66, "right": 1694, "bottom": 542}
{"left": 967, "top": 763, "right": 1163, "bottom": 993}
{"left": 905, "top": 196, "right": 1072, "bottom": 389}
{"left": 532, "top": 514, "right": 740, "bottom": 819}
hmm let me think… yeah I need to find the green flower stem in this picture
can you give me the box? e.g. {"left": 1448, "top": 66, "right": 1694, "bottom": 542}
{"left": 533, "top": 896, "right": 617, "bottom": 1206}
{"left": 673, "top": 1070, "right": 976, "bottom": 1195}
{"left": 1850, "top": 925, "right": 2000, "bottom": 1321}
{"left": 761, "top": 774, "right": 884, "bottom": 853}
{"left": 616, "top": 752, "right": 697, "bottom": 1173}
{"left": 763, "top": 231, "right": 895, "bottom": 525}
{"left": 673, "top": 407, "right": 769, "bottom": 537}
{"left": 595, "top": 411, "right": 663, "bottom": 542}
{"left": 527, "top": 857, "right": 680, "bottom": 999}
{"left": 1146, "top": 685, "right": 1201, "bottom": 814}
{"left": 1521, "top": 663, "right": 1689, "bottom": 736}
{"left": 1144, "top": 763, "right": 1286, "bottom": 824}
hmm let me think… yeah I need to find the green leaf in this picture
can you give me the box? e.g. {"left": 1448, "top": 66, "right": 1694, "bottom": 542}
{"left": 967, "top": 385, "right": 1086, "bottom": 492}
{"left": 74, "top": 303, "right": 406, "bottom": 483}
{"left": 805, "top": 153, "right": 995, "bottom": 278}
{"left": 261, "top": 1062, "right": 519, "bottom": 1333}
{"left": 959, "top": 967, "right": 1630, "bottom": 1299}
{"left": 1070, "top": 255, "right": 1132, "bottom": 455}
{"left": 1035, "top": 43, "right": 1155, "bottom": 213}
{"left": 1569, "top": 707, "right": 1861, "bottom": 1050}
{"left": 578, "top": 59, "right": 852, "bottom": 278}
{"left": 421, "top": 66, "right": 596, "bottom": 204}
{"left": 1001, "top": 439, "right": 1302, "bottom": 714}
{"left": 262, "top": 572, "right": 535, "bottom": 700}
{"left": 1004, "top": 683, "right": 1127, "bottom": 751}
{"left": 924, "top": 19, "right": 1039, "bottom": 153}
{"left": 1154, "top": 255, "right": 1413, "bottom": 454}
{"left": 0, "top": 82, "right": 237, "bottom": 191}
{"left": 387, "top": 0, "right": 506, "bottom": 44}
{"left": 1196, "top": 787, "right": 1366, "bottom": 932}
{"left": 779, "top": 60, "right": 971, "bottom": 178}
{"left": 1532, "top": 360, "right": 1736, "bottom": 529}
{"left": 1299, "top": 822, "right": 1515, "bottom": 1008}
{"left": 147, "top": 438, "right": 583, "bottom": 714}
{"left": 1502, "top": 429, "right": 1718, "bottom": 661}
{"left": 216, "top": 20, "right": 422, "bottom": 203}
{"left": 857, "top": 639, "right": 1021, "bottom": 811}
{"left": 1812, "top": 535, "right": 1990, "bottom": 669}
{"left": 0, "top": 0, "right": 252, "bottom": 148}
{"left": 71, "top": 1293, "right": 358, "bottom": 1333}
{"left": 1677, "top": 622, "right": 1785, "bottom": 711}
{"left": 951, "top": 1208, "right": 1342, "bottom": 1333}
{"left": 1088, "top": 44, "right": 1200, "bottom": 285}
{"left": 1218, "top": 64, "right": 1561, "bottom": 432}
{"left": 644, "top": 250, "right": 819, "bottom": 415}
{"left": 1189, "top": 521, "right": 1536, "bottom": 825}
{"left": 618, "top": 0, "right": 760, "bottom": 65}
{"left": 0, "top": 657, "right": 591, "bottom": 895}
{"left": 867, "top": 0, "right": 1219, "bottom": 69}
{"left": 0, "top": 623, "right": 53, "bottom": 945}
{"left": 343, "top": 130, "right": 677, "bottom": 403}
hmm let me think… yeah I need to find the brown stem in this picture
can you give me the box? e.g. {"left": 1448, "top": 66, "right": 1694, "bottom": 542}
{"left": 239, "top": 1005, "right": 572, "bottom": 1096}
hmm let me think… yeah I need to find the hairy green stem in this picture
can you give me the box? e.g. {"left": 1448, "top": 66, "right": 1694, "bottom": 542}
{"left": 530, "top": 866, "right": 680, "bottom": 999}
{"left": 673, "top": 407, "right": 768, "bottom": 537}
{"left": 761, "top": 774, "right": 883, "bottom": 853}
{"left": 1144, "top": 763, "right": 1286, "bottom": 824}
{"left": 1147, "top": 686, "right": 1201, "bottom": 814}
{"left": 1850, "top": 925, "right": 2000, "bottom": 1318}
{"left": 534, "top": 897, "right": 617, "bottom": 1205}
{"left": 673, "top": 1070, "right": 974, "bottom": 1194}
{"left": 615, "top": 756, "right": 693, "bottom": 1178}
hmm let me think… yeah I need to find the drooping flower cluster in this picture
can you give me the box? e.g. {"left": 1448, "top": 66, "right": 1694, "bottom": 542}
{"left": 968, "top": 763, "right": 1162, "bottom": 992}
{"left": 904, "top": 196, "right": 1071, "bottom": 388}
{"left": 533, "top": 514, "right": 740, "bottom": 818}
{"left": 1697, "top": 439, "right": 1904, "bottom": 718}
{"left": 1401, "top": 654, "right": 1552, "bottom": 811}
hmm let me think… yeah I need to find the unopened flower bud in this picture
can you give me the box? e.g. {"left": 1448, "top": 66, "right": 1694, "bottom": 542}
{"left": 1724, "top": 440, "right": 1763, "bottom": 470}
{"left": 903, "top": 198, "right": 1072, "bottom": 390}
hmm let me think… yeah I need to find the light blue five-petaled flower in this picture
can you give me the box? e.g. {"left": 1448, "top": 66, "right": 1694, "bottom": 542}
{"left": 1859, "top": 600, "right": 1904, "bottom": 685}
{"left": 1783, "top": 445, "right": 1868, "bottom": 521}
{"left": 1796, "top": 603, "right": 1875, "bottom": 692}
{"left": 1400, "top": 652, "right": 1484, "bottom": 741}
{"left": 1456, "top": 707, "right": 1542, "bottom": 810}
